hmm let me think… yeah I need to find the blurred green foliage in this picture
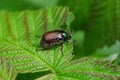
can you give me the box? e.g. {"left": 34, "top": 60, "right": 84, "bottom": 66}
{"left": 0, "top": 0, "right": 58, "bottom": 10}
{"left": 16, "top": 71, "right": 50, "bottom": 80}
{"left": 1, "top": 0, "right": 120, "bottom": 58}
{"left": 0, "top": 0, "right": 120, "bottom": 80}
{"left": 0, "top": 0, "right": 120, "bottom": 59}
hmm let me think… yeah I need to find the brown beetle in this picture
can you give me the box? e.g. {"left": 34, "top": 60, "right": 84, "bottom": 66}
{"left": 36, "top": 30, "right": 71, "bottom": 51}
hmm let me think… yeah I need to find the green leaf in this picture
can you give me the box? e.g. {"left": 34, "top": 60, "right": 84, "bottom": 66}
{"left": 59, "top": 0, "right": 90, "bottom": 30}
{"left": 35, "top": 58, "right": 120, "bottom": 80}
{"left": 0, "top": 7, "right": 74, "bottom": 79}
{"left": 84, "top": 0, "right": 120, "bottom": 54}
{"left": 0, "top": 6, "right": 120, "bottom": 80}
{"left": 92, "top": 41, "right": 120, "bottom": 64}
{"left": 92, "top": 41, "right": 120, "bottom": 57}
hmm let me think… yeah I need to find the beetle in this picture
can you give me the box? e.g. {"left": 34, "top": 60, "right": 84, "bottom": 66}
{"left": 36, "top": 30, "right": 71, "bottom": 51}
